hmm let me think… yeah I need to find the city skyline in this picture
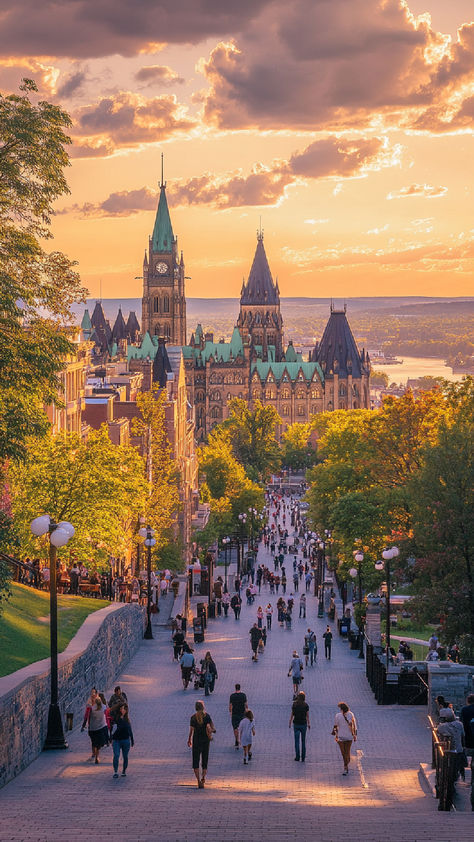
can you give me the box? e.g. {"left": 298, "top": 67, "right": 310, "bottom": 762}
{"left": 1, "top": 0, "right": 473, "bottom": 299}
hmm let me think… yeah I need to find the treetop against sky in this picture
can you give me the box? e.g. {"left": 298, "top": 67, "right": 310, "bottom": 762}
{"left": 1, "top": 0, "right": 473, "bottom": 299}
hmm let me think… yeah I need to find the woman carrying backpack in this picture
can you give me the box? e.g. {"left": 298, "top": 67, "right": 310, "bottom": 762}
{"left": 332, "top": 701, "right": 357, "bottom": 775}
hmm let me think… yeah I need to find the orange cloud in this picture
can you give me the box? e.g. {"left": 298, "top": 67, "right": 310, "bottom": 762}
{"left": 386, "top": 184, "right": 448, "bottom": 199}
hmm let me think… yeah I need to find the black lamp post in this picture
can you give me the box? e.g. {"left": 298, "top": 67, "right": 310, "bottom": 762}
{"left": 139, "top": 525, "right": 156, "bottom": 639}
{"left": 222, "top": 536, "right": 230, "bottom": 591}
{"left": 31, "top": 515, "right": 75, "bottom": 750}
{"left": 350, "top": 549, "right": 365, "bottom": 659}
{"left": 238, "top": 512, "right": 247, "bottom": 577}
{"left": 318, "top": 540, "right": 325, "bottom": 617}
{"left": 375, "top": 546, "right": 399, "bottom": 671}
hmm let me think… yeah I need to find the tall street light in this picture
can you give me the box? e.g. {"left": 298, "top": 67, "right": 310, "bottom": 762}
{"left": 375, "top": 545, "right": 399, "bottom": 671}
{"left": 139, "top": 525, "right": 156, "bottom": 639}
{"left": 238, "top": 512, "right": 247, "bottom": 577}
{"left": 222, "top": 536, "right": 231, "bottom": 592}
{"left": 349, "top": 550, "right": 365, "bottom": 659}
{"left": 318, "top": 541, "right": 325, "bottom": 617}
{"left": 30, "top": 515, "right": 75, "bottom": 750}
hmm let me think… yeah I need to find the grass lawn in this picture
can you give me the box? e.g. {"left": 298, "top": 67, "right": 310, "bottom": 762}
{"left": 0, "top": 582, "right": 109, "bottom": 678}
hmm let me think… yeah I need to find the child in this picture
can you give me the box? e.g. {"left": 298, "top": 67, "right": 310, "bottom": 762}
{"left": 239, "top": 710, "right": 255, "bottom": 765}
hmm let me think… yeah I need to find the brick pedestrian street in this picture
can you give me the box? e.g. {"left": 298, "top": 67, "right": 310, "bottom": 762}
{"left": 1, "top": 521, "right": 471, "bottom": 841}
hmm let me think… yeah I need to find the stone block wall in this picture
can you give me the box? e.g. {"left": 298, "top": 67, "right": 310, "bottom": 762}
{"left": 0, "top": 603, "right": 145, "bottom": 789}
{"left": 427, "top": 662, "right": 474, "bottom": 717}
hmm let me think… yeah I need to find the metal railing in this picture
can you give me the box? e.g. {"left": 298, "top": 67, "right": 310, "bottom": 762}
{"left": 428, "top": 716, "right": 458, "bottom": 811}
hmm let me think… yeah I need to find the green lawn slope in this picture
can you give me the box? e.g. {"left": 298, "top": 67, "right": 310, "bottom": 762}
{"left": 0, "top": 583, "right": 110, "bottom": 678}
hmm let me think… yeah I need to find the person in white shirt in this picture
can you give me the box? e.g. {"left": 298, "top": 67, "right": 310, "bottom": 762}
{"left": 239, "top": 711, "right": 255, "bottom": 764}
{"left": 333, "top": 701, "right": 357, "bottom": 775}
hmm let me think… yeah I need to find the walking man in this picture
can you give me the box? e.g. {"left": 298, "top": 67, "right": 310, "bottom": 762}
{"left": 289, "top": 691, "right": 310, "bottom": 762}
{"left": 299, "top": 593, "right": 306, "bottom": 618}
{"left": 323, "top": 626, "right": 333, "bottom": 660}
{"left": 288, "top": 650, "right": 304, "bottom": 698}
{"left": 231, "top": 592, "right": 242, "bottom": 619}
{"left": 249, "top": 623, "right": 262, "bottom": 661}
{"left": 229, "top": 683, "right": 248, "bottom": 748}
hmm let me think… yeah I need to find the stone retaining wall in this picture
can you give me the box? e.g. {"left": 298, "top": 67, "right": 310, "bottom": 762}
{"left": 0, "top": 603, "right": 145, "bottom": 789}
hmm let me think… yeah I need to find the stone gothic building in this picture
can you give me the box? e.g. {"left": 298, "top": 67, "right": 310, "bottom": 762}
{"left": 140, "top": 173, "right": 186, "bottom": 345}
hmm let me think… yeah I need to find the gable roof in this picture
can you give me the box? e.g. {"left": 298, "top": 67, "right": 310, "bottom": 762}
{"left": 251, "top": 360, "right": 324, "bottom": 384}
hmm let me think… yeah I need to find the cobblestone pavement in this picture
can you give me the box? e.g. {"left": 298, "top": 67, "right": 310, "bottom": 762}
{"left": 1, "top": 504, "right": 471, "bottom": 840}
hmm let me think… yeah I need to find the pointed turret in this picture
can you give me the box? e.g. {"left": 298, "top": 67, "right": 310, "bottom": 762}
{"left": 240, "top": 233, "right": 279, "bottom": 306}
{"left": 152, "top": 336, "right": 172, "bottom": 387}
{"left": 151, "top": 183, "right": 175, "bottom": 253}
{"left": 126, "top": 311, "right": 140, "bottom": 343}
{"left": 111, "top": 307, "right": 127, "bottom": 343}
{"left": 316, "top": 308, "right": 369, "bottom": 379}
{"left": 81, "top": 308, "right": 92, "bottom": 332}
{"left": 90, "top": 301, "right": 112, "bottom": 351}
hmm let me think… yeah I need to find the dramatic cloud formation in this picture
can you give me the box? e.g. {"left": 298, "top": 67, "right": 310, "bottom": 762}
{"left": 62, "top": 135, "right": 394, "bottom": 214}
{"left": 135, "top": 65, "right": 185, "bottom": 86}
{"left": 201, "top": 1, "right": 474, "bottom": 133}
{"left": 0, "top": 0, "right": 271, "bottom": 59}
{"left": 70, "top": 91, "right": 196, "bottom": 156}
{"left": 387, "top": 183, "right": 448, "bottom": 199}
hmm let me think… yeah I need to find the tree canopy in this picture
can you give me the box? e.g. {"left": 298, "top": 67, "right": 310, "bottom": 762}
{"left": 220, "top": 398, "right": 281, "bottom": 482}
{"left": 0, "top": 79, "right": 86, "bottom": 461}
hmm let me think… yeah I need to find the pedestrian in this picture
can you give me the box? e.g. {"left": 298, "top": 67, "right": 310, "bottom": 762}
{"left": 304, "top": 628, "right": 317, "bottom": 666}
{"left": 188, "top": 700, "right": 215, "bottom": 789}
{"left": 299, "top": 593, "right": 306, "bottom": 618}
{"left": 200, "top": 651, "right": 218, "bottom": 695}
{"left": 222, "top": 590, "right": 231, "bottom": 617}
{"left": 460, "top": 693, "right": 474, "bottom": 775}
{"left": 81, "top": 694, "right": 109, "bottom": 765}
{"left": 293, "top": 572, "right": 299, "bottom": 591}
{"left": 281, "top": 572, "right": 287, "bottom": 594}
{"left": 108, "top": 685, "right": 128, "bottom": 724}
{"left": 112, "top": 703, "right": 134, "bottom": 778}
{"left": 332, "top": 701, "right": 357, "bottom": 775}
{"left": 288, "top": 650, "right": 304, "bottom": 698}
{"left": 289, "top": 691, "right": 310, "bottom": 762}
{"left": 249, "top": 623, "right": 262, "bottom": 661}
{"left": 239, "top": 710, "right": 255, "bottom": 765}
{"left": 179, "top": 645, "right": 195, "bottom": 689}
{"left": 172, "top": 626, "right": 185, "bottom": 660}
{"left": 437, "top": 708, "right": 466, "bottom": 779}
{"left": 305, "top": 571, "right": 312, "bottom": 592}
{"left": 323, "top": 626, "right": 333, "bottom": 660}
{"left": 257, "top": 605, "right": 264, "bottom": 628}
{"left": 229, "top": 683, "right": 248, "bottom": 748}
{"left": 266, "top": 603, "right": 273, "bottom": 630}
{"left": 231, "top": 592, "right": 242, "bottom": 619}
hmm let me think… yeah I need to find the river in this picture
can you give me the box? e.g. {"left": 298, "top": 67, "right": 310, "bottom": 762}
{"left": 374, "top": 355, "right": 467, "bottom": 385}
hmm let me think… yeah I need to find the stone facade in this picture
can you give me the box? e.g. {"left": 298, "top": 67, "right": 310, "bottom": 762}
{"left": 0, "top": 604, "right": 145, "bottom": 789}
{"left": 427, "top": 662, "right": 474, "bottom": 717}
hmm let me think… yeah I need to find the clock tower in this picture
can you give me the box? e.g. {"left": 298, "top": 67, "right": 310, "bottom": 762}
{"left": 141, "top": 161, "right": 187, "bottom": 345}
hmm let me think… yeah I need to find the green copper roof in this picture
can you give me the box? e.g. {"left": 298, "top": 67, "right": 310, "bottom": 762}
{"left": 152, "top": 186, "right": 175, "bottom": 252}
{"left": 81, "top": 308, "right": 92, "bottom": 331}
{"left": 183, "top": 327, "right": 245, "bottom": 364}
{"left": 251, "top": 360, "right": 324, "bottom": 384}
{"left": 127, "top": 331, "right": 159, "bottom": 361}
{"left": 285, "top": 342, "right": 297, "bottom": 363}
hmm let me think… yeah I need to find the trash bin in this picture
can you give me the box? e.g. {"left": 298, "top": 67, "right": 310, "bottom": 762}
{"left": 340, "top": 620, "right": 350, "bottom": 636}
{"left": 193, "top": 616, "right": 205, "bottom": 643}
{"left": 349, "top": 632, "right": 360, "bottom": 650}
{"left": 208, "top": 601, "right": 216, "bottom": 619}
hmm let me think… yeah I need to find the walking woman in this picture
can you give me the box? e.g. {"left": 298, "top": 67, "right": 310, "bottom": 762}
{"left": 333, "top": 701, "right": 357, "bottom": 775}
{"left": 266, "top": 603, "right": 273, "bottom": 630}
{"left": 200, "top": 651, "right": 218, "bottom": 695}
{"left": 188, "top": 700, "right": 215, "bottom": 788}
{"left": 112, "top": 703, "right": 134, "bottom": 778}
{"left": 81, "top": 694, "right": 109, "bottom": 765}
{"left": 257, "top": 606, "right": 264, "bottom": 628}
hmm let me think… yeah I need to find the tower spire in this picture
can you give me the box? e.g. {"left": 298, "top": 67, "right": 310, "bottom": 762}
{"left": 160, "top": 152, "right": 166, "bottom": 188}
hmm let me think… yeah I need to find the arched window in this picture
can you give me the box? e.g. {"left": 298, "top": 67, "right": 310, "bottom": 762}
{"left": 282, "top": 405, "right": 290, "bottom": 416}
{"left": 252, "top": 388, "right": 260, "bottom": 399}
{"left": 339, "top": 384, "right": 346, "bottom": 396}
{"left": 153, "top": 297, "right": 159, "bottom": 313}
{"left": 281, "top": 389, "right": 290, "bottom": 399}
{"left": 311, "top": 405, "right": 318, "bottom": 414}
{"left": 164, "top": 324, "right": 171, "bottom": 340}
{"left": 196, "top": 391, "right": 205, "bottom": 402}
{"left": 210, "top": 406, "right": 221, "bottom": 419}
{"left": 163, "top": 295, "right": 170, "bottom": 313}
{"left": 297, "top": 405, "right": 305, "bottom": 416}
{"left": 297, "top": 389, "right": 305, "bottom": 400}
{"left": 265, "top": 389, "right": 275, "bottom": 399}
{"left": 311, "top": 388, "right": 320, "bottom": 399}
{"left": 154, "top": 323, "right": 161, "bottom": 335}
{"left": 211, "top": 391, "right": 221, "bottom": 402}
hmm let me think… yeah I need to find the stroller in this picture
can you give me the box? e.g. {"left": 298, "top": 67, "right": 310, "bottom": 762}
{"left": 193, "top": 664, "right": 205, "bottom": 690}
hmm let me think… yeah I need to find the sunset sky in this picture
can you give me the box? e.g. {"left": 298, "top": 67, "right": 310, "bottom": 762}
{"left": 1, "top": 0, "right": 473, "bottom": 300}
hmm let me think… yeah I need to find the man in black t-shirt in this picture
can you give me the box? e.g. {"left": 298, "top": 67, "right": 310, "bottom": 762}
{"left": 229, "top": 683, "right": 248, "bottom": 748}
{"left": 323, "top": 626, "right": 333, "bottom": 659}
{"left": 289, "top": 691, "right": 310, "bottom": 761}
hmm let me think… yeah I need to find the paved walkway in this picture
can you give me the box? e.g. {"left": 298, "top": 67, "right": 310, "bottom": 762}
{"left": 1, "top": 504, "right": 471, "bottom": 840}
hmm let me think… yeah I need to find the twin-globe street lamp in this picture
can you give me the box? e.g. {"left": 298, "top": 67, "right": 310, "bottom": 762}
{"left": 375, "top": 546, "right": 400, "bottom": 670}
{"left": 138, "top": 525, "right": 156, "bottom": 639}
{"left": 238, "top": 512, "right": 247, "bottom": 577}
{"left": 30, "top": 515, "right": 75, "bottom": 751}
{"left": 349, "top": 550, "right": 365, "bottom": 659}
{"left": 221, "top": 535, "right": 231, "bottom": 591}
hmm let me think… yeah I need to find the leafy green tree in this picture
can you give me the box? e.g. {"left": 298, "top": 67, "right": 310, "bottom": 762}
{"left": 370, "top": 370, "right": 389, "bottom": 388}
{"left": 281, "top": 423, "right": 316, "bottom": 470}
{"left": 133, "top": 388, "right": 181, "bottom": 555}
{"left": 8, "top": 429, "right": 147, "bottom": 567}
{"left": 0, "top": 79, "right": 86, "bottom": 461}
{"left": 409, "top": 419, "right": 474, "bottom": 639}
{"left": 221, "top": 398, "right": 281, "bottom": 482}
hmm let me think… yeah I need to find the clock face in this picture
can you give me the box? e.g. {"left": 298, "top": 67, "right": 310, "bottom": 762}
{"left": 156, "top": 261, "right": 168, "bottom": 274}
